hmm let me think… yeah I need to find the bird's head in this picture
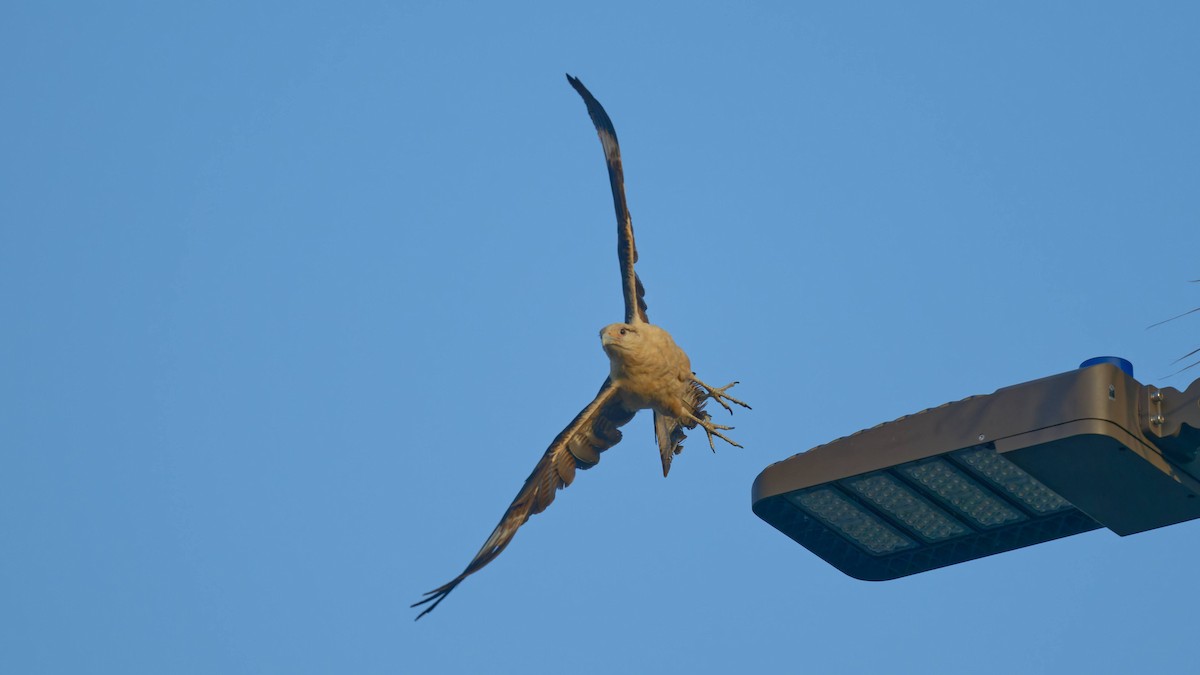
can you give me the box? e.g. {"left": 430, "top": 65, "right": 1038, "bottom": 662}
{"left": 599, "top": 323, "right": 640, "bottom": 358}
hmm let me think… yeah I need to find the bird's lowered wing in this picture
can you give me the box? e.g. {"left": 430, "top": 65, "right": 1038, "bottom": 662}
{"left": 413, "top": 378, "right": 636, "bottom": 619}
{"left": 567, "top": 74, "right": 649, "bottom": 325}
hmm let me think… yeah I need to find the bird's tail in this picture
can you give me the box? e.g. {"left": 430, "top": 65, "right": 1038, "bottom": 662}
{"left": 654, "top": 382, "right": 708, "bottom": 476}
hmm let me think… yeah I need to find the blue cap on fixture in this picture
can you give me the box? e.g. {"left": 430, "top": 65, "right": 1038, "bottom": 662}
{"left": 1079, "top": 356, "right": 1133, "bottom": 378}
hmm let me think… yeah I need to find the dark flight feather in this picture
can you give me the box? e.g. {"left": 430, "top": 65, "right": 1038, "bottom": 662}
{"left": 412, "top": 379, "right": 635, "bottom": 619}
{"left": 567, "top": 73, "right": 650, "bottom": 325}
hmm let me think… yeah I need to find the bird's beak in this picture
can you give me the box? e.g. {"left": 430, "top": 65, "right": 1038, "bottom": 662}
{"left": 601, "top": 332, "right": 615, "bottom": 347}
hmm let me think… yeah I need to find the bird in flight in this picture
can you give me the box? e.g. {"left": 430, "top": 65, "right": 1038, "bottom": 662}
{"left": 412, "top": 74, "right": 750, "bottom": 620}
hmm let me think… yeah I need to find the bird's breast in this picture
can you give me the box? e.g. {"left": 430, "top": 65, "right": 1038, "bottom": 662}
{"left": 606, "top": 325, "right": 693, "bottom": 414}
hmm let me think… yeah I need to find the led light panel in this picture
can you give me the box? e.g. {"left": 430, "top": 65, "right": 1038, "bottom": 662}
{"left": 843, "top": 473, "right": 969, "bottom": 542}
{"left": 954, "top": 446, "right": 1073, "bottom": 514}
{"left": 899, "top": 459, "right": 1025, "bottom": 528}
{"left": 788, "top": 488, "right": 915, "bottom": 555}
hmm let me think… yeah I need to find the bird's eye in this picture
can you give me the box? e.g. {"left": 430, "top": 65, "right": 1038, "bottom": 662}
{"left": 619, "top": 328, "right": 628, "bottom": 335}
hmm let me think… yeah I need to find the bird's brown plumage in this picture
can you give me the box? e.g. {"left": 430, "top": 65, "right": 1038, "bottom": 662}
{"left": 413, "top": 75, "right": 749, "bottom": 619}
{"left": 600, "top": 322, "right": 709, "bottom": 476}
{"left": 412, "top": 379, "right": 634, "bottom": 619}
{"left": 567, "top": 73, "right": 648, "bottom": 326}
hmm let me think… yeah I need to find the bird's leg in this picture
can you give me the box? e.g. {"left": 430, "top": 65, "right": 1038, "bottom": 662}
{"left": 685, "top": 411, "right": 743, "bottom": 452}
{"left": 693, "top": 377, "right": 751, "bottom": 415}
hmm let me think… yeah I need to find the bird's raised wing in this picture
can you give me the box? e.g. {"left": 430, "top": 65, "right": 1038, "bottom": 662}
{"left": 413, "top": 378, "right": 636, "bottom": 619}
{"left": 567, "top": 74, "right": 649, "bottom": 325}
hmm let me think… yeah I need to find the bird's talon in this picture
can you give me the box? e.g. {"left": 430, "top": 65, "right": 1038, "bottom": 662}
{"left": 695, "top": 378, "right": 751, "bottom": 414}
{"left": 688, "top": 412, "right": 743, "bottom": 451}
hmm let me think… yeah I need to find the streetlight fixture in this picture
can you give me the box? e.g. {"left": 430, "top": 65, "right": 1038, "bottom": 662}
{"left": 752, "top": 359, "right": 1200, "bottom": 580}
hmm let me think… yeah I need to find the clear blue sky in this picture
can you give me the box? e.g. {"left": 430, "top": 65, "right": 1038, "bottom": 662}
{"left": 3, "top": 2, "right": 1199, "bottom": 673}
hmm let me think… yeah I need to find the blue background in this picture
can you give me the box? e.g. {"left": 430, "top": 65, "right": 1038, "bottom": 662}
{"left": 3, "top": 2, "right": 1199, "bottom": 673}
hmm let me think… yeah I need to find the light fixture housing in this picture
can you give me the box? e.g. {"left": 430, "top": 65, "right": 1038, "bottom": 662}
{"left": 752, "top": 362, "right": 1200, "bottom": 580}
